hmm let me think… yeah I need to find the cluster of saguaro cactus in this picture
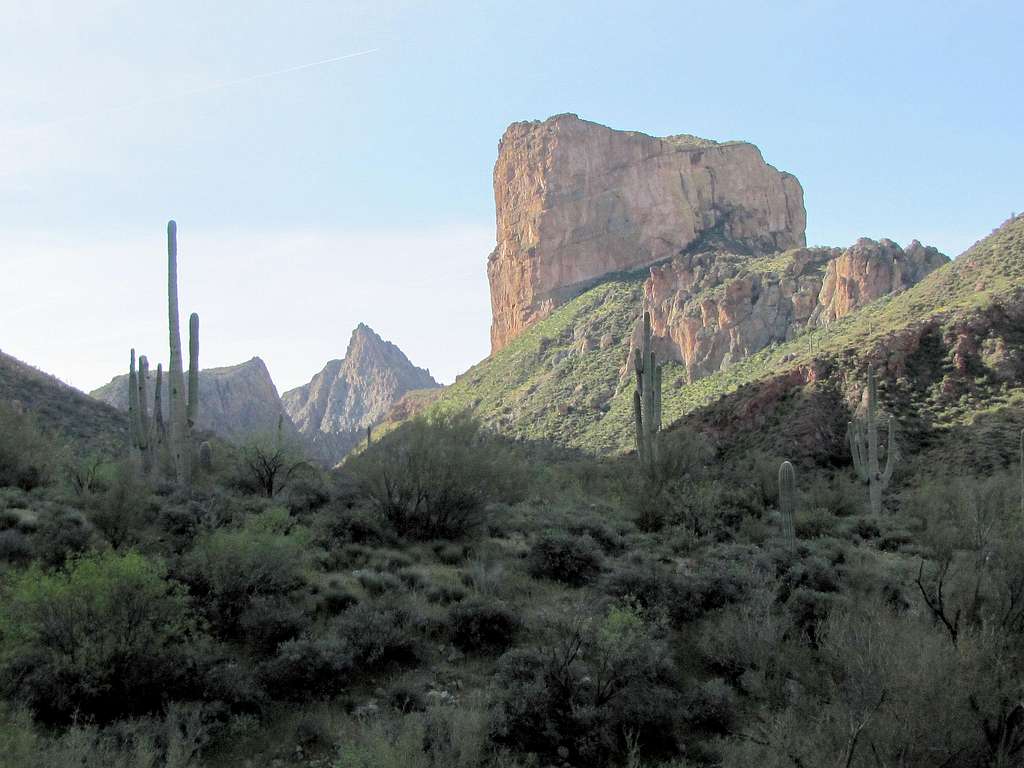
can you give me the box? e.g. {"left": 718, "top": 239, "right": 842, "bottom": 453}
{"left": 778, "top": 460, "right": 797, "bottom": 548}
{"left": 848, "top": 366, "right": 899, "bottom": 514}
{"left": 125, "top": 220, "right": 200, "bottom": 487}
{"left": 633, "top": 311, "right": 663, "bottom": 470}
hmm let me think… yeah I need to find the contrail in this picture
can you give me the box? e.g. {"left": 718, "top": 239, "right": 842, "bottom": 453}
{"left": 7, "top": 48, "right": 379, "bottom": 134}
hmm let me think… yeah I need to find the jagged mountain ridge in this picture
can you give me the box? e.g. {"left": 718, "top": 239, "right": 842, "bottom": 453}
{"left": 91, "top": 357, "right": 296, "bottom": 443}
{"left": 281, "top": 324, "right": 439, "bottom": 464}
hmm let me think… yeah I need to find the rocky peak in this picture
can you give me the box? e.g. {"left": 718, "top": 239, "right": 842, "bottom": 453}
{"left": 281, "top": 325, "right": 439, "bottom": 464}
{"left": 486, "top": 113, "right": 807, "bottom": 352}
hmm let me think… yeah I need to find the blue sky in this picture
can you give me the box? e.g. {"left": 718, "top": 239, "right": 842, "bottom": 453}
{"left": 1, "top": 0, "right": 1020, "bottom": 392}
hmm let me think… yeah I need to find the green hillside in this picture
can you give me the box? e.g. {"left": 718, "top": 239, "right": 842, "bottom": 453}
{"left": 425, "top": 216, "right": 1024, "bottom": 456}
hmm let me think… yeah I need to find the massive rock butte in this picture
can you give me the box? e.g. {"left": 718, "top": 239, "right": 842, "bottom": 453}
{"left": 91, "top": 357, "right": 295, "bottom": 442}
{"left": 487, "top": 113, "right": 807, "bottom": 352}
{"left": 281, "top": 324, "right": 439, "bottom": 464}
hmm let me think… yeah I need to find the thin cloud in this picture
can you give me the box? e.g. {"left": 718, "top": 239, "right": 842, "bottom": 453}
{"left": 5, "top": 48, "right": 379, "bottom": 135}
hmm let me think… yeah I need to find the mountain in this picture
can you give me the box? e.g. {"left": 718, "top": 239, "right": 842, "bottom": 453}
{"left": 376, "top": 115, "right": 1023, "bottom": 472}
{"left": 0, "top": 349, "right": 126, "bottom": 454}
{"left": 91, "top": 357, "right": 293, "bottom": 443}
{"left": 487, "top": 113, "right": 806, "bottom": 352}
{"left": 281, "top": 324, "right": 440, "bottom": 464}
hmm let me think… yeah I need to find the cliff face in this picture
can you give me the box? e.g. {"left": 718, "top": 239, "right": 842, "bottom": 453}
{"left": 91, "top": 357, "right": 291, "bottom": 442}
{"left": 281, "top": 324, "right": 439, "bottom": 464}
{"left": 487, "top": 113, "right": 807, "bottom": 352}
{"left": 642, "top": 239, "right": 948, "bottom": 382}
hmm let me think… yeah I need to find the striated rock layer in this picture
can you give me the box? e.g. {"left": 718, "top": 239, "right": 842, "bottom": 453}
{"left": 487, "top": 113, "right": 807, "bottom": 352}
{"left": 640, "top": 238, "right": 948, "bottom": 382}
{"left": 281, "top": 324, "right": 439, "bottom": 464}
{"left": 91, "top": 357, "right": 293, "bottom": 442}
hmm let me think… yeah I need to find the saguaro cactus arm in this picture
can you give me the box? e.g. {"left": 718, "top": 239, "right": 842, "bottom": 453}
{"left": 880, "top": 416, "right": 899, "bottom": 487}
{"left": 128, "top": 349, "right": 140, "bottom": 450}
{"left": 137, "top": 355, "right": 150, "bottom": 452}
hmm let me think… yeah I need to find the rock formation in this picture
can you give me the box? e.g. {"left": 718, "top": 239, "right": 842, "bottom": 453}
{"left": 281, "top": 324, "right": 439, "bottom": 464}
{"left": 91, "top": 357, "right": 292, "bottom": 442}
{"left": 641, "top": 239, "right": 948, "bottom": 382}
{"left": 487, "top": 113, "right": 807, "bottom": 352}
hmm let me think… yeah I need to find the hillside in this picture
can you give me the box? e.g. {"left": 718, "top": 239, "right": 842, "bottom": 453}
{"left": 420, "top": 215, "right": 1024, "bottom": 464}
{"left": 0, "top": 349, "right": 126, "bottom": 454}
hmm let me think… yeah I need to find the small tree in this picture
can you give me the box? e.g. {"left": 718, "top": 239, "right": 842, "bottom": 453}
{"left": 235, "top": 418, "right": 311, "bottom": 498}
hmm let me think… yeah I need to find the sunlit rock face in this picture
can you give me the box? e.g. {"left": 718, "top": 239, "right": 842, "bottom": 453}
{"left": 486, "top": 113, "right": 807, "bottom": 352}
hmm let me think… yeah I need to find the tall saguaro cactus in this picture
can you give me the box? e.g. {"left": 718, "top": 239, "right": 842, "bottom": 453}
{"left": 188, "top": 313, "right": 200, "bottom": 431}
{"left": 633, "top": 311, "right": 663, "bottom": 470}
{"left": 128, "top": 349, "right": 140, "bottom": 452}
{"left": 848, "top": 366, "right": 899, "bottom": 514}
{"left": 137, "top": 355, "right": 152, "bottom": 470}
{"left": 167, "top": 220, "right": 192, "bottom": 488}
{"left": 778, "top": 460, "right": 797, "bottom": 548}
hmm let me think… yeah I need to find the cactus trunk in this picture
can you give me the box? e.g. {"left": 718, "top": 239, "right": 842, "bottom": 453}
{"left": 128, "top": 349, "right": 140, "bottom": 452}
{"left": 137, "top": 355, "right": 152, "bottom": 471}
{"left": 633, "top": 311, "right": 663, "bottom": 472}
{"left": 778, "top": 460, "right": 797, "bottom": 548}
{"left": 848, "top": 366, "right": 899, "bottom": 515}
{"left": 154, "top": 363, "right": 166, "bottom": 447}
{"left": 167, "top": 220, "right": 191, "bottom": 488}
{"left": 188, "top": 313, "right": 199, "bottom": 430}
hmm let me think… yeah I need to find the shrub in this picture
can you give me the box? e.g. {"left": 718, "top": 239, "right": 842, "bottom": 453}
{"left": 345, "top": 413, "right": 525, "bottom": 540}
{"left": 685, "top": 678, "right": 739, "bottom": 733}
{"left": 0, "top": 403, "right": 59, "bottom": 491}
{"left": 31, "top": 508, "right": 93, "bottom": 568}
{"left": 0, "top": 552, "right": 193, "bottom": 723}
{"left": 489, "top": 604, "right": 681, "bottom": 764}
{"left": 314, "top": 577, "right": 360, "bottom": 615}
{"left": 0, "top": 529, "right": 33, "bottom": 564}
{"left": 261, "top": 638, "right": 353, "bottom": 702}
{"left": 238, "top": 595, "right": 310, "bottom": 654}
{"left": 179, "top": 515, "right": 307, "bottom": 639}
{"left": 89, "top": 461, "right": 151, "bottom": 548}
{"left": 527, "top": 532, "right": 603, "bottom": 586}
{"left": 335, "top": 602, "right": 423, "bottom": 673}
{"left": 449, "top": 598, "right": 519, "bottom": 654}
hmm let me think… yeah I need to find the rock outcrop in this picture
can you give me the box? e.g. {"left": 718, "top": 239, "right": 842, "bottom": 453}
{"left": 281, "top": 324, "right": 439, "bottom": 464}
{"left": 91, "top": 357, "right": 292, "bottom": 442}
{"left": 641, "top": 238, "right": 948, "bottom": 382}
{"left": 487, "top": 113, "right": 807, "bottom": 352}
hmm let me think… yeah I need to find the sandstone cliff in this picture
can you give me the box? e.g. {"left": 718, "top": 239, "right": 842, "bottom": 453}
{"left": 641, "top": 238, "right": 948, "bottom": 381}
{"left": 487, "top": 113, "right": 806, "bottom": 352}
{"left": 281, "top": 324, "right": 439, "bottom": 464}
{"left": 91, "top": 357, "right": 293, "bottom": 442}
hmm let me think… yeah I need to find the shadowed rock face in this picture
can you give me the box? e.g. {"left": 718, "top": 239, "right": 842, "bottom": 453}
{"left": 486, "top": 113, "right": 807, "bottom": 352}
{"left": 90, "top": 357, "right": 293, "bottom": 441}
{"left": 639, "top": 238, "right": 948, "bottom": 382}
{"left": 281, "top": 324, "right": 439, "bottom": 464}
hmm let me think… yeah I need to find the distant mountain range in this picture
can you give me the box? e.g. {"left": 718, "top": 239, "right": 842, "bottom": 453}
{"left": 89, "top": 324, "right": 438, "bottom": 465}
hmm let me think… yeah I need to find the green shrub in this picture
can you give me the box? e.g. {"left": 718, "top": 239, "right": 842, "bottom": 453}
{"left": 335, "top": 602, "right": 423, "bottom": 673}
{"left": 261, "top": 638, "right": 353, "bottom": 702}
{"left": 684, "top": 678, "right": 739, "bottom": 733}
{"left": 179, "top": 513, "right": 308, "bottom": 639}
{"left": 0, "top": 529, "right": 32, "bottom": 564}
{"left": 0, "top": 403, "right": 59, "bottom": 491}
{"left": 489, "top": 604, "right": 681, "bottom": 764}
{"left": 0, "top": 552, "right": 193, "bottom": 723}
{"left": 526, "top": 531, "right": 603, "bottom": 586}
{"left": 89, "top": 461, "right": 151, "bottom": 548}
{"left": 448, "top": 598, "right": 519, "bottom": 654}
{"left": 345, "top": 413, "right": 526, "bottom": 540}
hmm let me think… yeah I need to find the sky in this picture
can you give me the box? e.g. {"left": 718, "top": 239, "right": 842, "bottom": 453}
{"left": 0, "top": 0, "right": 1021, "bottom": 393}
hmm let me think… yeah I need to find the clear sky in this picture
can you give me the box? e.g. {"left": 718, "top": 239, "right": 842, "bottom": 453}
{"left": 1, "top": 0, "right": 1020, "bottom": 393}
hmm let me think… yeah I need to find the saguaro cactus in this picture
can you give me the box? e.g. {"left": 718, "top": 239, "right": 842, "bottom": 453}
{"left": 198, "top": 440, "right": 213, "bottom": 472}
{"left": 128, "top": 349, "right": 140, "bottom": 452}
{"left": 137, "top": 355, "right": 152, "bottom": 470}
{"left": 188, "top": 313, "right": 199, "bottom": 431}
{"left": 1019, "top": 428, "right": 1023, "bottom": 519}
{"left": 167, "top": 220, "right": 192, "bottom": 488}
{"left": 633, "top": 311, "right": 663, "bottom": 470}
{"left": 778, "top": 460, "right": 797, "bottom": 548}
{"left": 848, "top": 366, "right": 899, "bottom": 514}
{"left": 154, "top": 363, "right": 166, "bottom": 446}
